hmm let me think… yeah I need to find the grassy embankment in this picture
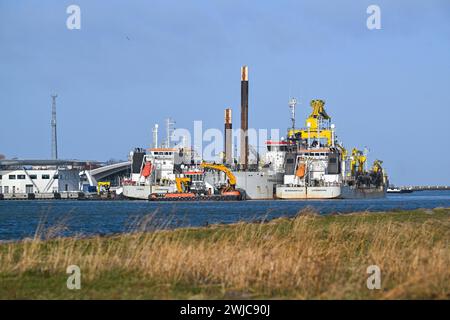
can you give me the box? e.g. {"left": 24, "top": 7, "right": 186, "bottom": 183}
{"left": 0, "top": 208, "right": 449, "bottom": 299}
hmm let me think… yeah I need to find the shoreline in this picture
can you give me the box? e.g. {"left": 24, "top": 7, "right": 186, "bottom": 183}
{"left": 0, "top": 207, "right": 449, "bottom": 299}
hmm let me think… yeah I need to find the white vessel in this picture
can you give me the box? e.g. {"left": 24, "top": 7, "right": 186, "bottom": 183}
{"left": 386, "top": 186, "right": 413, "bottom": 194}
{"left": 275, "top": 99, "right": 388, "bottom": 199}
{"left": 122, "top": 147, "right": 244, "bottom": 200}
{"left": 122, "top": 147, "right": 195, "bottom": 200}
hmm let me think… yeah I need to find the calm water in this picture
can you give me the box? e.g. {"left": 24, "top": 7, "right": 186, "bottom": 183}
{"left": 0, "top": 190, "right": 449, "bottom": 241}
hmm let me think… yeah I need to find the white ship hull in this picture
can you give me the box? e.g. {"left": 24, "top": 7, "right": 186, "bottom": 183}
{"left": 122, "top": 185, "right": 173, "bottom": 200}
{"left": 276, "top": 186, "right": 341, "bottom": 199}
{"left": 276, "top": 185, "right": 386, "bottom": 199}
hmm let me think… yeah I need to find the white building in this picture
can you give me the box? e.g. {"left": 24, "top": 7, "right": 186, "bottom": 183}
{"left": 0, "top": 160, "right": 87, "bottom": 195}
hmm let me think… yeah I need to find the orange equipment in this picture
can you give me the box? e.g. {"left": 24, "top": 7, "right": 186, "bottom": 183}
{"left": 141, "top": 161, "right": 152, "bottom": 177}
{"left": 295, "top": 163, "right": 306, "bottom": 178}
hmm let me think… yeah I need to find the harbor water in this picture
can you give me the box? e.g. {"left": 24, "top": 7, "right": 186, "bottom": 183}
{"left": 0, "top": 190, "right": 449, "bottom": 241}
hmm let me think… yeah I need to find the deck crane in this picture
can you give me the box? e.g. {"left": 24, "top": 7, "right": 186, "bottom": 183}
{"left": 350, "top": 148, "right": 367, "bottom": 176}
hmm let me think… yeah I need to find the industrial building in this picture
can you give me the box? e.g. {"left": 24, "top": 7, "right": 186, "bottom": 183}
{"left": 0, "top": 160, "right": 92, "bottom": 199}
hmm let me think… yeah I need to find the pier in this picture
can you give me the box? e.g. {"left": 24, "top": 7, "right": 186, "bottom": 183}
{"left": 399, "top": 186, "right": 450, "bottom": 191}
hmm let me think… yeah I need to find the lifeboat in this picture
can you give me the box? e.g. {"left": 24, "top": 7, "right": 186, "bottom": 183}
{"left": 141, "top": 162, "right": 152, "bottom": 177}
{"left": 295, "top": 163, "right": 306, "bottom": 178}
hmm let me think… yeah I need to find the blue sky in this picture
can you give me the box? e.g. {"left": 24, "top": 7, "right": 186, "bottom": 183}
{"left": 0, "top": 0, "right": 449, "bottom": 185}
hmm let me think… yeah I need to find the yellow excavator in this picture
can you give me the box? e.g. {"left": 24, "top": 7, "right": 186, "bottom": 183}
{"left": 175, "top": 177, "right": 191, "bottom": 193}
{"left": 199, "top": 162, "right": 241, "bottom": 196}
{"left": 97, "top": 181, "right": 111, "bottom": 198}
{"left": 149, "top": 163, "right": 242, "bottom": 201}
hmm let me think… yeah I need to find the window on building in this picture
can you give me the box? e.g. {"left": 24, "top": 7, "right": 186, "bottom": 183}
{"left": 0, "top": 175, "right": 2, "bottom": 180}
{"left": 4, "top": 186, "right": 9, "bottom": 194}
{"left": 42, "top": 174, "right": 50, "bottom": 179}
{"left": 9, "top": 175, "right": 16, "bottom": 180}
{"left": 53, "top": 174, "right": 59, "bottom": 179}
{"left": 29, "top": 175, "right": 37, "bottom": 179}
{"left": 17, "top": 175, "right": 26, "bottom": 179}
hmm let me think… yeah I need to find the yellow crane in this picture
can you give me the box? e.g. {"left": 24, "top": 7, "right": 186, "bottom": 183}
{"left": 350, "top": 148, "right": 367, "bottom": 175}
{"left": 287, "top": 99, "right": 333, "bottom": 146}
{"left": 337, "top": 144, "right": 347, "bottom": 160}
{"left": 372, "top": 159, "right": 383, "bottom": 173}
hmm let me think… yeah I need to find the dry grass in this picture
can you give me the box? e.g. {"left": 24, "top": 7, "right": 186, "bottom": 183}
{"left": 0, "top": 208, "right": 449, "bottom": 299}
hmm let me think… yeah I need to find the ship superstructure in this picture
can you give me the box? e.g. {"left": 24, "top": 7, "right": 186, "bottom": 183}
{"left": 122, "top": 146, "right": 203, "bottom": 199}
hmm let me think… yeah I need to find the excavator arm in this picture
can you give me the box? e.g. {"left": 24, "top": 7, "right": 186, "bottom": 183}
{"left": 199, "top": 162, "right": 236, "bottom": 187}
{"left": 175, "top": 177, "right": 190, "bottom": 193}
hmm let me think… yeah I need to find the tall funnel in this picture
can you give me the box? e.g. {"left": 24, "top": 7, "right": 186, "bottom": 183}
{"left": 152, "top": 124, "right": 159, "bottom": 148}
{"left": 240, "top": 65, "right": 249, "bottom": 169}
{"left": 224, "top": 108, "right": 232, "bottom": 165}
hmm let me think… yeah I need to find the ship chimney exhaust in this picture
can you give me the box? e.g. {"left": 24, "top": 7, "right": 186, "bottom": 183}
{"left": 224, "top": 108, "right": 232, "bottom": 165}
{"left": 152, "top": 124, "right": 159, "bottom": 148}
{"left": 240, "top": 65, "right": 249, "bottom": 170}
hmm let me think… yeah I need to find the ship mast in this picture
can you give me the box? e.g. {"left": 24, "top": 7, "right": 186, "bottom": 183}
{"left": 289, "top": 97, "right": 297, "bottom": 131}
{"left": 51, "top": 94, "right": 58, "bottom": 160}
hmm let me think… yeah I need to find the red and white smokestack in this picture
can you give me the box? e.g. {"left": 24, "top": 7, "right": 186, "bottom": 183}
{"left": 240, "top": 66, "right": 249, "bottom": 170}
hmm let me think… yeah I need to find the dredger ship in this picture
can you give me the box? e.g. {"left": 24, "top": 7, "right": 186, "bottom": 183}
{"left": 122, "top": 66, "right": 387, "bottom": 200}
{"left": 274, "top": 99, "right": 387, "bottom": 199}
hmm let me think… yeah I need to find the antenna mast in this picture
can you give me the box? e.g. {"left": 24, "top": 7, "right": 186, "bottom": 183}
{"left": 51, "top": 94, "right": 58, "bottom": 159}
{"left": 165, "top": 118, "right": 175, "bottom": 148}
{"left": 289, "top": 97, "right": 297, "bottom": 130}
